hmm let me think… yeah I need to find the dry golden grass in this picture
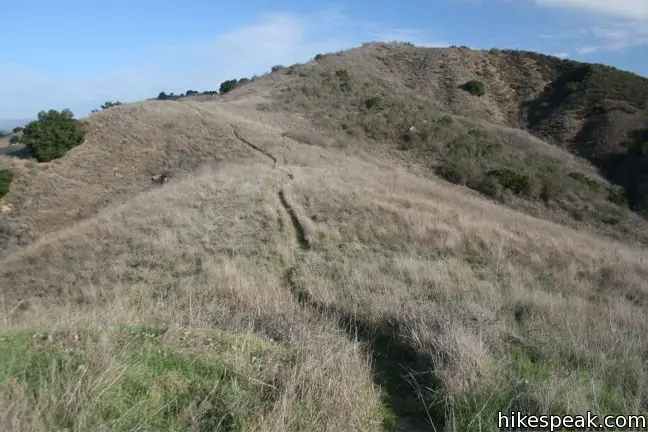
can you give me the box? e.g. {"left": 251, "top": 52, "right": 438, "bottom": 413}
{"left": 1, "top": 135, "right": 647, "bottom": 429}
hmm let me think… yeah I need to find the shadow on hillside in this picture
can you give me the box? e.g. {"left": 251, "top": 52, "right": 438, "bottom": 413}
{"left": 593, "top": 127, "right": 648, "bottom": 215}
{"left": 337, "top": 312, "right": 445, "bottom": 432}
{"left": 521, "top": 65, "right": 589, "bottom": 140}
{"left": 284, "top": 269, "right": 444, "bottom": 431}
{"left": 0, "top": 144, "right": 29, "bottom": 159}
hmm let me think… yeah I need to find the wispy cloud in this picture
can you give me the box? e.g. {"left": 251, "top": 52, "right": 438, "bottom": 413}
{"left": 0, "top": 8, "right": 424, "bottom": 118}
{"left": 530, "top": 0, "right": 648, "bottom": 55}
{"left": 0, "top": 10, "right": 353, "bottom": 118}
{"left": 533, "top": 0, "right": 648, "bottom": 20}
{"left": 0, "top": 8, "right": 443, "bottom": 118}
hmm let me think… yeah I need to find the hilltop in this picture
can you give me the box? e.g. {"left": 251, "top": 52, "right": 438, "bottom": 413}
{"left": 0, "top": 43, "right": 647, "bottom": 431}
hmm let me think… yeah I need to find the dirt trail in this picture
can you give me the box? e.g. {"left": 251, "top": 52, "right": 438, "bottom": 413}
{"left": 231, "top": 125, "right": 277, "bottom": 168}
{"left": 228, "top": 122, "right": 436, "bottom": 432}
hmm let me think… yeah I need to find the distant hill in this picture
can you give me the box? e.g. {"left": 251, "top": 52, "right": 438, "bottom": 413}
{"left": 0, "top": 118, "right": 32, "bottom": 131}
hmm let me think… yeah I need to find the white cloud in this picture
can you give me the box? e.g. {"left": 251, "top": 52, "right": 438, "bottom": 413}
{"left": 0, "top": 8, "right": 443, "bottom": 118}
{"left": 529, "top": 0, "right": 648, "bottom": 54}
{"left": 0, "top": 9, "right": 356, "bottom": 118}
{"left": 570, "top": 22, "right": 648, "bottom": 54}
{"left": 533, "top": 0, "right": 648, "bottom": 20}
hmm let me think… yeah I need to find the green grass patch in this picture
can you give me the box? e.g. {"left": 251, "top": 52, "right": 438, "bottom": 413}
{"left": 0, "top": 325, "right": 289, "bottom": 431}
{"left": 0, "top": 169, "right": 14, "bottom": 198}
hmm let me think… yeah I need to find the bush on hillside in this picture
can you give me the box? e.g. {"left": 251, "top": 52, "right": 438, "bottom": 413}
{"left": 314, "top": 53, "right": 325, "bottom": 61}
{"left": 0, "top": 169, "right": 14, "bottom": 197}
{"left": 19, "top": 109, "right": 86, "bottom": 162}
{"left": 435, "top": 164, "right": 465, "bottom": 185}
{"left": 631, "top": 141, "right": 648, "bottom": 157}
{"left": 462, "top": 80, "right": 487, "bottom": 97}
{"left": 486, "top": 168, "right": 532, "bottom": 195}
{"left": 364, "top": 96, "right": 383, "bottom": 109}
{"left": 568, "top": 171, "right": 601, "bottom": 191}
{"left": 438, "top": 115, "right": 454, "bottom": 126}
{"left": 12, "top": 127, "right": 23, "bottom": 133}
{"left": 9, "top": 135, "right": 20, "bottom": 144}
{"left": 474, "top": 173, "right": 504, "bottom": 200}
{"left": 219, "top": 80, "right": 237, "bottom": 94}
{"left": 334, "top": 70, "right": 352, "bottom": 92}
{"left": 219, "top": 79, "right": 248, "bottom": 94}
{"left": 101, "top": 101, "right": 122, "bottom": 110}
{"left": 538, "top": 167, "right": 565, "bottom": 203}
{"left": 608, "top": 186, "right": 629, "bottom": 208}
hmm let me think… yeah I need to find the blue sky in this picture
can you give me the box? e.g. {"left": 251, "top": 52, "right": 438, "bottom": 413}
{"left": 2, "top": 0, "right": 647, "bottom": 119}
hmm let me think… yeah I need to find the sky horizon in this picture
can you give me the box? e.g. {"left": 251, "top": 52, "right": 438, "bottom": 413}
{"left": 2, "top": 0, "right": 648, "bottom": 119}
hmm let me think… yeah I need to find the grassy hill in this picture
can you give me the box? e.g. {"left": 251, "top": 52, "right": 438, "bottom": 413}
{"left": 0, "top": 43, "right": 647, "bottom": 431}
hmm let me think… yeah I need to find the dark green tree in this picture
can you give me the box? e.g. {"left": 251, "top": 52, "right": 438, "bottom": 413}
{"left": 19, "top": 109, "right": 86, "bottom": 162}
{"left": 0, "top": 169, "right": 13, "bottom": 198}
{"left": 101, "top": 101, "right": 122, "bottom": 110}
{"left": 219, "top": 79, "right": 239, "bottom": 94}
{"left": 462, "top": 80, "right": 487, "bottom": 96}
{"left": 12, "top": 127, "right": 23, "bottom": 133}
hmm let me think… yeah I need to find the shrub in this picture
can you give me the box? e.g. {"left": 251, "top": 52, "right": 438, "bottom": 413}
{"left": 568, "top": 172, "right": 601, "bottom": 191}
{"left": 474, "top": 174, "right": 504, "bottom": 200}
{"left": 486, "top": 168, "right": 532, "bottom": 195}
{"left": 271, "top": 65, "right": 286, "bottom": 73}
{"left": 335, "top": 70, "right": 350, "bottom": 80}
{"left": 12, "top": 127, "right": 23, "bottom": 133}
{"left": 489, "top": 48, "right": 501, "bottom": 55}
{"left": 438, "top": 115, "right": 453, "bottom": 126}
{"left": 101, "top": 101, "right": 122, "bottom": 110}
{"left": 630, "top": 141, "right": 648, "bottom": 157}
{"left": 157, "top": 92, "right": 169, "bottom": 100}
{"left": 20, "top": 109, "right": 86, "bottom": 162}
{"left": 331, "top": 70, "right": 352, "bottom": 92}
{"left": 538, "top": 169, "right": 564, "bottom": 203}
{"left": 435, "top": 164, "right": 465, "bottom": 184}
{"left": 9, "top": 135, "right": 20, "bottom": 144}
{"left": 185, "top": 90, "right": 199, "bottom": 96}
{"left": 608, "top": 186, "right": 629, "bottom": 208}
{"left": 0, "top": 169, "right": 14, "bottom": 197}
{"left": 365, "top": 96, "right": 382, "bottom": 109}
{"left": 219, "top": 79, "right": 239, "bottom": 94}
{"left": 314, "top": 53, "right": 325, "bottom": 61}
{"left": 462, "top": 80, "right": 487, "bottom": 97}
{"left": 450, "top": 130, "right": 501, "bottom": 159}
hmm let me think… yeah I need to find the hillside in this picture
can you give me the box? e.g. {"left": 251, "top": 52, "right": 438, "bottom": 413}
{"left": 0, "top": 43, "right": 647, "bottom": 431}
{"left": 267, "top": 43, "right": 648, "bottom": 238}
